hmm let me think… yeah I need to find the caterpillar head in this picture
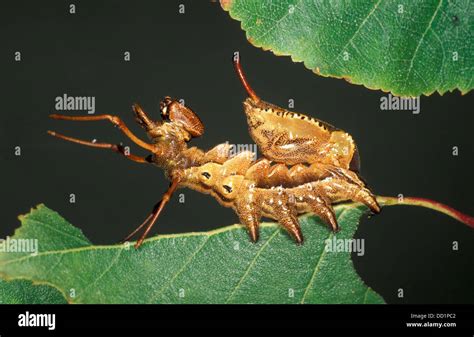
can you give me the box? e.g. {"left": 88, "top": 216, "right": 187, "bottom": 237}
{"left": 133, "top": 97, "right": 204, "bottom": 144}
{"left": 160, "top": 97, "right": 204, "bottom": 138}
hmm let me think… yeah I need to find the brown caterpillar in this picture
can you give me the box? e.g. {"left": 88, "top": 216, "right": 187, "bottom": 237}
{"left": 48, "top": 57, "right": 379, "bottom": 248}
{"left": 181, "top": 150, "right": 379, "bottom": 243}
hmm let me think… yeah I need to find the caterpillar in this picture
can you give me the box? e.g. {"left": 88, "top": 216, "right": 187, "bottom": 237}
{"left": 181, "top": 150, "right": 379, "bottom": 243}
{"left": 48, "top": 57, "right": 379, "bottom": 248}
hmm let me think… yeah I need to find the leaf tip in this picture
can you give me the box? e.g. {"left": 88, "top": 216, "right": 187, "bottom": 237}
{"left": 220, "top": 0, "right": 233, "bottom": 11}
{"left": 18, "top": 203, "right": 47, "bottom": 221}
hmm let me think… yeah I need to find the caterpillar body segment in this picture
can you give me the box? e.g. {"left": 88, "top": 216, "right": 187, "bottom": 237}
{"left": 181, "top": 151, "right": 379, "bottom": 243}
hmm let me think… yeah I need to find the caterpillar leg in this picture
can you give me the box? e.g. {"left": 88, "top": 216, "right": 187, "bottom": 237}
{"left": 233, "top": 189, "right": 262, "bottom": 243}
{"left": 355, "top": 189, "right": 380, "bottom": 214}
{"left": 305, "top": 195, "right": 338, "bottom": 232}
{"left": 235, "top": 198, "right": 261, "bottom": 243}
{"left": 271, "top": 193, "right": 303, "bottom": 244}
{"left": 275, "top": 208, "right": 303, "bottom": 244}
{"left": 317, "top": 178, "right": 380, "bottom": 214}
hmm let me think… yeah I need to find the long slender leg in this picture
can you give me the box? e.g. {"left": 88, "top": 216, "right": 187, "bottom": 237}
{"left": 122, "top": 213, "right": 154, "bottom": 243}
{"left": 47, "top": 130, "right": 151, "bottom": 163}
{"left": 130, "top": 178, "right": 180, "bottom": 249}
{"left": 49, "top": 114, "right": 156, "bottom": 153}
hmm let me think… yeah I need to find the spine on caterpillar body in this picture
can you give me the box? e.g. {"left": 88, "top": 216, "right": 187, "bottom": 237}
{"left": 181, "top": 151, "right": 380, "bottom": 243}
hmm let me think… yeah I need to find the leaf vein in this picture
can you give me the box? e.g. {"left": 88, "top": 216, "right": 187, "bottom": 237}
{"left": 75, "top": 249, "right": 123, "bottom": 302}
{"left": 27, "top": 218, "right": 90, "bottom": 246}
{"left": 328, "top": 0, "right": 382, "bottom": 69}
{"left": 225, "top": 228, "right": 280, "bottom": 303}
{"left": 300, "top": 207, "right": 352, "bottom": 304}
{"left": 149, "top": 236, "right": 211, "bottom": 303}
{"left": 402, "top": 0, "right": 443, "bottom": 92}
{"left": 254, "top": 0, "right": 303, "bottom": 41}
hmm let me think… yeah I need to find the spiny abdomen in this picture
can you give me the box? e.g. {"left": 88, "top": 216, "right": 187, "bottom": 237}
{"left": 244, "top": 159, "right": 366, "bottom": 189}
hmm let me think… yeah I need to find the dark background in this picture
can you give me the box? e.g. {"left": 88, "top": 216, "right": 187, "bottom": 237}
{"left": 1, "top": 0, "right": 473, "bottom": 304}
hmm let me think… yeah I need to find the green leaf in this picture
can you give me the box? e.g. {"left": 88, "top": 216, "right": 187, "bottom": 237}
{"left": 0, "top": 279, "right": 66, "bottom": 304}
{"left": 222, "top": 0, "right": 473, "bottom": 96}
{"left": 0, "top": 204, "right": 383, "bottom": 304}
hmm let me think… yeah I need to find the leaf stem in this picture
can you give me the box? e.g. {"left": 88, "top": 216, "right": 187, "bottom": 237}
{"left": 377, "top": 196, "right": 474, "bottom": 229}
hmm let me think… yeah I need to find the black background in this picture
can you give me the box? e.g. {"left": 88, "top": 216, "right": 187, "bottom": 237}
{"left": 1, "top": 0, "right": 473, "bottom": 304}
